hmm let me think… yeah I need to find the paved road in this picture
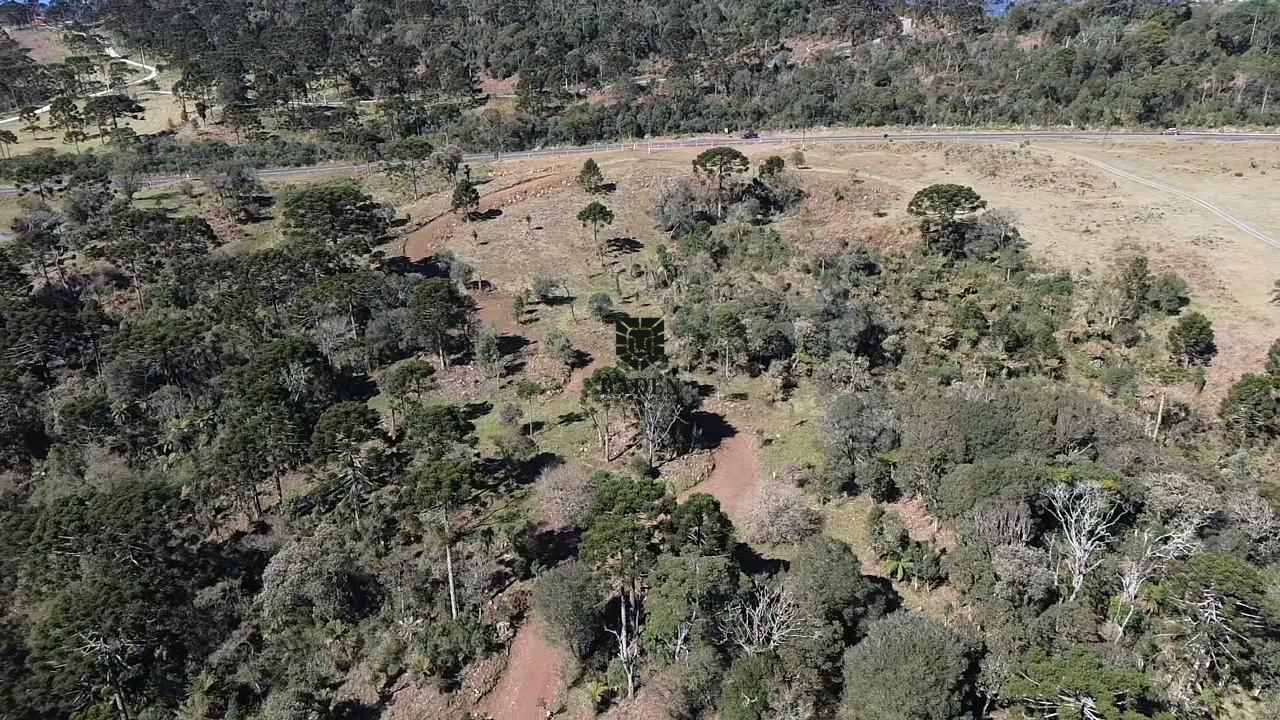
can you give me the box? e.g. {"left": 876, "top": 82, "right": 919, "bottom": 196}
{"left": 3, "top": 129, "right": 1279, "bottom": 247}
{"left": 15, "top": 129, "right": 1280, "bottom": 194}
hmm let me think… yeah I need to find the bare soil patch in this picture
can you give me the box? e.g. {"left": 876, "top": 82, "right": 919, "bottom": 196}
{"left": 400, "top": 171, "right": 569, "bottom": 261}
{"left": 480, "top": 616, "right": 570, "bottom": 720}
{"left": 8, "top": 27, "right": 72, "bottom": 64}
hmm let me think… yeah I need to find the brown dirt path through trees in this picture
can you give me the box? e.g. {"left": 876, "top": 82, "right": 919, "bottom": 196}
{"left": 479, "top": 616, "right": 568, "bottom": 720}
{"left": 681, "top": 416, "right": 761, "bottom": 522}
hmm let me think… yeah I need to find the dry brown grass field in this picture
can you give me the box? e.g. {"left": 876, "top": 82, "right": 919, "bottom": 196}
{"left": 391, "top": 137, "right": 1280, "bottom": 411}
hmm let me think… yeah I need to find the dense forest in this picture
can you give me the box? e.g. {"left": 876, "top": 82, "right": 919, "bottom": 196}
{"left": 1, "top": 0, "right": 1277, "bottom": 161}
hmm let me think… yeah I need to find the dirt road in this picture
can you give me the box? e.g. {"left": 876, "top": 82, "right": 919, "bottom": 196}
{"left": 682, "top": 418, "right": 761, "bottom": 522}
{"left": 1034, "top": 144, "right": 1280, "bottom": 250}
{"left": 0, "top": 46, "right": 159, "bottom": 125}
{"left": 480, "top": 616, "right": 568, "bottom": 720}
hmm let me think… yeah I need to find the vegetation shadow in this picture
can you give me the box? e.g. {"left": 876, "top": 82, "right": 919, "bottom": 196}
{"left": 866, "top": 575, "right": 903, "bottom": 616}
{"left": 500, "top": 359, "right": 527, "bottom": 378}
{"left": 531, "top": 526, "right": 581, "bottom": 569}
{"left": 692, "top": 410, "right": 737, "bottom": 451}
{"left": 557, "top": 410, "right": 586, "bottom": 425}
{"left": 378, "top": 255, "right": 449, "bottom": 277}
{"left": 543, "top": 294, "right": 576, "bottom": 307}
{"left": 515, "top": 450, "right": 558, "bottom": 485}
{"left": 733, "top": 542, "right": 787, "bottom": 577}
{"left": 496, "top": 334, "right": 531, "bottom": 356}
{"left": 460, "top": 401, "right": 494, "bottom": 423}
{"left": 343, "top": 374, "right": 380, "bottom": 402}
{"left": 470, "top": 208, "right": 502, "bottom": 221}
{"left": 568, "top": 349, "right": 593, "bottom": 370}
{"left": 606, "top": 236, "right": 643, "bottom": 255}
{"left": 330, "top": 700, "right": 379, "bottom": 720}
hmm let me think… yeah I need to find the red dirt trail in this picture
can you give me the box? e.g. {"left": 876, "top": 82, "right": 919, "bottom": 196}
{"left": 480, "top": 616, "right": 568, "bottom": 720}
{"left": 681, "top": 421, "right": 761, "bottom": 522}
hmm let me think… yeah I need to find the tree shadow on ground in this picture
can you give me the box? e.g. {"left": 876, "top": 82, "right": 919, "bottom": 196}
{"left": 496, "top": 334, "right": 531, "bottom": 356}
{"left": 466, "top": 208, "right": 502, "bottom": 221}
{"left": 514, "top": 450, "right": 558, "bottom": 485}
{"left": 530, "top": 526, "right": 581, "bottom": 568}
{"left": 557, "top": 410, "right": 586, "bottom": 425}
{"left": 734, "top": 542, "right": 787, "bottom": 577}
{"left": 568, "top": 349, "right": 593, "bottom": 370}
{"left": 606, "top": 236, "right": 643, "bottom": 255}
{"left": 378, "top": 254, "right": 450, "bottom": 277}
{"left": 460, "top": 401, "right": 494, "bottom": 423}
{"left": 331, "top": 700, "right": 379, "bottom": 720}
{"left": 691, "top": 410, "right": 737, "bottom": 452}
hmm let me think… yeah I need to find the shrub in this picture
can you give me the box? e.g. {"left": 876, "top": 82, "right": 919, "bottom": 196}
{"left": 533, "top": 561, "right": 600, "bottom": 658}
{"left": 1219, "top": 373, "right": 1279, "bottom": 442}
{"left": 1146, "top": 272, "right": 1189, "bottom": 314}
{"left": 531, "top": 275, "right": 560, "bottom": 303}
{"left": 532, "top": 462, "right": 597, "bottom": 528}
{"left": 1168, "top": 311, "right": 1216, "bottom": 366}
{"left": 840, "top": 613, "right": 974, "bottom": 720}
{"left": 587, "top": 292, "right": 614, "bottom": 321}
{"left": 741, "top": 482, "right": 821, "bottom": 544}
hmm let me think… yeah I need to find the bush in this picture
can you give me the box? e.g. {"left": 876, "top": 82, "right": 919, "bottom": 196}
{"left": 1266, "top": 338, "right": 1280, "bottom": 378}
{"left": 1109, "top": 321, "right": 1142, "bottom": 348}
{"left": 531, "top": 275, "right": 560, "bottom": 303}
{"left": 1168, "top": 311, "right": 1217, "bottom": 366}
{"left": 1146, "top": 272, "right": 1189, "bottom": 314}
{"left": 533, "top": 561, "right": 600, "bottom": 659}
{"left": 1219, "top": 373, "right": 1279, "bottom": 442}
{"left": 868, "top": 506, "right": 909, "bottom": 558}
{"left": 840, "top": 613, "right": 974, "bottom": 720}
{"left": 1098, "top": 361, "right": 1138, "bottom": 397}
{"left": 532, "top": 462, "right": 597, "bottom": 528}
{"left": 628, "top": 455, "right": 655, "bottom": 478}
{"left": 741, "top": 482, "right": 821, "bottom": 544}
{"left": 719, "top": 653, "right": 781, "bottom": 720}
{"left": 587, "top": 292, "right": 614, "bottom": 321}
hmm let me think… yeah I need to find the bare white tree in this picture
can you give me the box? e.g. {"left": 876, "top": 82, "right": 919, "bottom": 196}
{"left": 1142, "top": 472, "right": 1217, "bottom": 523}
{"left": 1113, "top": 520, "right": 1202, "bottom": 641}
{"left": 720, "top": 586, "right": 814, "bottom": 656}
{"left": 627, "top": 373, "right": 691, "bottom": 465}
{"left": 740, "top": 482, "right": 821, "bottom": 545}
{"left": 1225, "top": 490, "right": 1280, "bottom": 558}
{"left": 766, "top": 680, "right": 816, "bottom": 720}
{"left": 1044, "top": 481, "right": 1127, "bottom": 602}
{"left": 1017, "top": 691, "right": 1121, "bottom": 720}
{"left": 606, "top": 592, "right": 642, "bottom": 700}
{"left": 1171, "top": 587, "right": 1265, "bottom": 688}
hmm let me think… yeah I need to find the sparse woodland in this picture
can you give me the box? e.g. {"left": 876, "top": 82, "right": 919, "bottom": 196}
{"left": 0, "top": 1, "right": 1279, "bottom": 720}
{"left": 1, "top": 133, "right": 1279, "bottom": 720}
